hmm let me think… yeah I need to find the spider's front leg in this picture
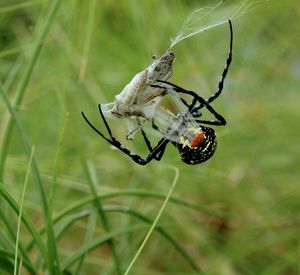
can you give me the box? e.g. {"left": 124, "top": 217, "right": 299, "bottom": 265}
{"left": 193, "top": 20, "right": 233, "bottom": 113}
{"left": 154, "top": 20, "right": 233, "bottom": 116}
{"left": 81, "top": 105, "right": 169, "bottom": 165}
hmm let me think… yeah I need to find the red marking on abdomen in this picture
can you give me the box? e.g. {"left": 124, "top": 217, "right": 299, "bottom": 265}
{"left": 191, "top": 132, "right": 205, "bottom": 147}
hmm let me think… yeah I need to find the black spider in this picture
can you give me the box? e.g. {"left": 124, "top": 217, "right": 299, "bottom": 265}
{"left": 81, "top": 20, "right": 233, "bottom": 165}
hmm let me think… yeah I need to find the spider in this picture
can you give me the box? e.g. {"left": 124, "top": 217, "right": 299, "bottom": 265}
{"left": 81, "top": 20, "right": 233, "bottom": 165}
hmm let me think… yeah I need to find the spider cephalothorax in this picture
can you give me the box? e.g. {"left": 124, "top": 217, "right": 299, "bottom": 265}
{"left": 177, "top": 126, "right": 217, "bottom": 164}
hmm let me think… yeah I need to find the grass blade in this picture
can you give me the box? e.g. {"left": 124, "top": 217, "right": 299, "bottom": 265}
{"left": 104, "top": 205, "right": 201, "bottom": 272}
{"left": 0, "top": 185, "right": 47, "bottom": 264}
{"left": 74, "top": 211, "right": 97, "bottom": 275}
{"left": 61, "top": 224, "right": 148, "bottom": 271}
{"left": 46, "top": 112, "right": 69, "bottom": 275}
{"left": 0, "top": 1, "right": 40, "bottom": 14}
{"left": 0, "top": 0, "right": 61, "bottom": 183}
{"left": 0, "top": 211, "right": 34, "bottom": 271}
{"left": 0, "top": 84, "right": 51, "bottom": 269}
{"left": 26, "top": 188, "right": 221, "bottom": 254}
{"left": 0, "top": 81, "right": 50, "bottom": 270}
{"left": 14, "top": 146, "right": 35, "bottom": 275}
{"left": 56, "top": 206, "right": 201, "bottom": 272}
{"left": 124, "top": 166, "right": 179, "bottom": 275}
{"left": 52, "top": 190, "right": 228, "bottom": 224}
{"left": 82, "top": 160, "right": 122, "bottom": 275}
{"left": 78, "top": 0, "right": 97, "bottom": 82}
{"left": 0, "top": 250, "right": 36, "bottom": 275}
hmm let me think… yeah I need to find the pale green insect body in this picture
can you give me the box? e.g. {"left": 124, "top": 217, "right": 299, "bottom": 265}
{"left": 102, "top": 50, "right": 175, "bottom": 139}
{"left": 111, "top": 50, "right": 175, "bottom": 120}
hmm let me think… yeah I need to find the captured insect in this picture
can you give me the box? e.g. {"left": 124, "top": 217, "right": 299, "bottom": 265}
{"left": 82, "top": 20, "right": 233, "bottom": 165}
{"left": 101, "top": 50, "right": 175, "bottom": 139}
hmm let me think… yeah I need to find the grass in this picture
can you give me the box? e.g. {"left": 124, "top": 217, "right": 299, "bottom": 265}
{"left": 0, "top": 0, "right": 299, "bottom": 274}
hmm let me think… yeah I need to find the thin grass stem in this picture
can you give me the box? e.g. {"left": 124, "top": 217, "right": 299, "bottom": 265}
{"left": 124, "top": 166, "right": 179, "bottom": 275}
{"left": 14, "top": 146, "right": 35, "bottom": 275}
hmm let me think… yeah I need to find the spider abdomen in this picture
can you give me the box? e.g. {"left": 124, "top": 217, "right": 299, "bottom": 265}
{"left": 177, "top": 126, "right": 217, "bottom": 165}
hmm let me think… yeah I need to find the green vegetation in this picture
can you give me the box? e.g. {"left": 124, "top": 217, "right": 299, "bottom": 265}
{"left": 0, "top": 0, "right": 299, "bottom": 274}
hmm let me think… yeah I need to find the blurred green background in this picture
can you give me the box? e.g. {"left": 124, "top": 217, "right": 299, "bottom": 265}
{"left": 0, "top": 0, "right": 299, "bottom": 274}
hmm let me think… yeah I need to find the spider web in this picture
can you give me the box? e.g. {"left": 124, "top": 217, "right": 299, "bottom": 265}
{"left": 170, "top": 0, "right": 270, "bottom": 49}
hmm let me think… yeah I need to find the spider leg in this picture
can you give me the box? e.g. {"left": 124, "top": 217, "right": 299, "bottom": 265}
{"left": 173, "top": 84, "right": 227, "bottom": 125}
{"left": 81, "top": 111, "right": 115, "bottom": 144}
{"left": 178, "top": 97, "right": 190, "bottom": 109}
{"left": 154, "top": 143, "right": 168, "bottom": 160}
{"left": 150, "top": 81, "right": 193, "bottom": 111}
{"left": 141, "top": 128, "right": 153, "bottom": 151}
{"left": 98, "top": 104, "right": 114, "bottom": 139}
{"left": 97, "top": 104, "right": 171, "bottom": 164}
{"left": 151, "top": 82, "right": 226, "bottom": 126}
{"left": 140, "top": 128, "right": 168, "bottom": 161}
{"left": 194, "top": 20, "right": 233, "bottom": 112}
{"left": 81, "top": 107, "right": 170, "bottom": 165}
{"left": 207, "top": 20, "right": 233, "bottom": 104}
{"left": 193, "top": 106, "right": 226, "bottom": 126}
{"left": 153, "top": 20, "right": 233, "bottom": 115}
{"left": 152, "top": 81, "right": 199, "bottom": 112}
{"left": 151, "top": 118, "right": 166, "bottom": 136}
